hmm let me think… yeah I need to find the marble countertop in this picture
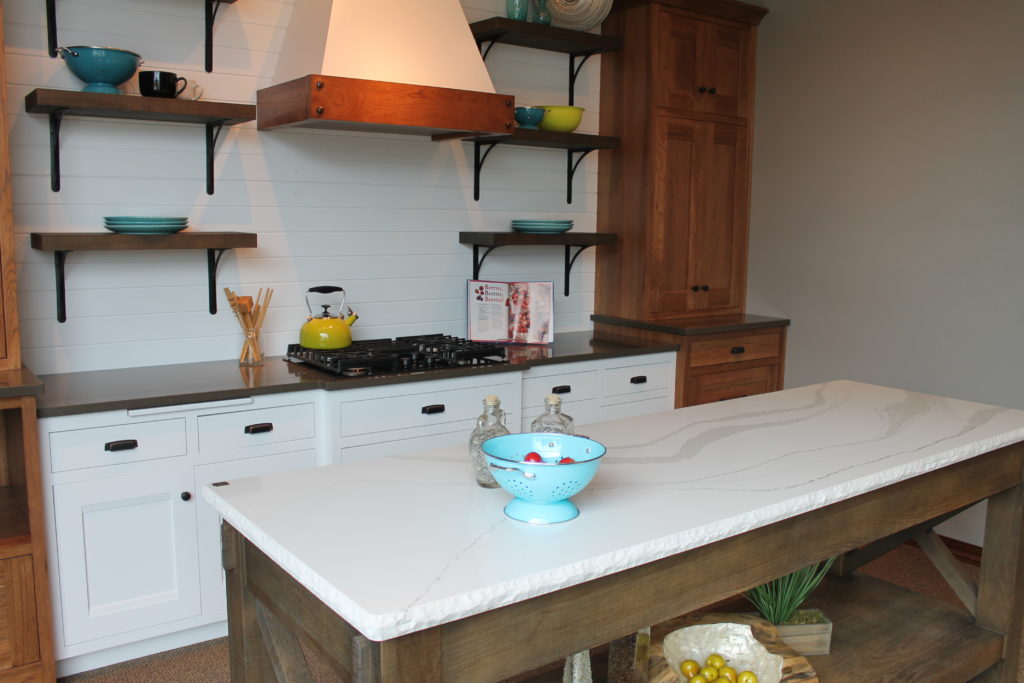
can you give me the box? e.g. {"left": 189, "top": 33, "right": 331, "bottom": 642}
{"left": 35, "top": 331, "right": 676, "bottom": 417}
{"left": 203, "top": 380, "right": 1024, "bottom": 642}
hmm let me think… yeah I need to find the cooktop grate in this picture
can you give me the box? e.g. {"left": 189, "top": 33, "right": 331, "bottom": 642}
{"left": 284, "top": 334, "right": 507, "bottom": 377}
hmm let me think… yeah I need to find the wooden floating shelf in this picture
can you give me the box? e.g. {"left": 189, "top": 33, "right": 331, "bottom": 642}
{"left": 469, "top": 17, "right": 622, "bottom": 56}
{"left": 30, "top": 232, "right": 258, "bottom": 322}
{"left": 24, "top": 88, "right": 255, "bottom": 195}
{"left": 459, "top": 231, "right": 616, "bottom": 295}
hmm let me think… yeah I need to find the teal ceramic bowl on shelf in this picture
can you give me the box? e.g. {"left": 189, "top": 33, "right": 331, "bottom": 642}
{"left": 514, "top": 106, "right": 545, "bottom": 130}
{"left": 57, "top": 46, "right": 141, "bottom": 94}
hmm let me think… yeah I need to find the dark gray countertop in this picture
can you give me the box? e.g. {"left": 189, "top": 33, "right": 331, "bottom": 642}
{"left": 35, "top": 331, "right": 679, "bottom": 417}
{"left": 591, "top": 313, "right": 790, "bottom": 336}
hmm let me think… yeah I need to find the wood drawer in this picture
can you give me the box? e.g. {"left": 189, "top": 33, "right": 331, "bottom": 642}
{"left": 684, "top": 364, "right": 780, "bottom": 406}
{"left": 689, "top": 331, "right": 782, "bottom": 368}
{"left": 522, "top": 371, "right": 600, "bottom": 409}
{"left": 49, "top": 418, "right": 187, "bottom": 473}
{"left": 198, "top": 402, "right": 315, "bottom": 456}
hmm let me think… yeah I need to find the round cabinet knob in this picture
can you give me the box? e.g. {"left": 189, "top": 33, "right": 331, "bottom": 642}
{"left": 698, "top": 86, "right": 707, "bottom": 93}
{"left": 181, "top": 492, "right": 192, "bottom": 501}
{"left": 701, "top": 285, "right": 710, "bottom": 291}
{"left": 691, "top": 285, "right": 700, "bottom": 292}
{"left": 708, "top": 87, "right": 717, "bottom": 95}
{"left": 316, "top": 106, "right": 325, "bottom": 115}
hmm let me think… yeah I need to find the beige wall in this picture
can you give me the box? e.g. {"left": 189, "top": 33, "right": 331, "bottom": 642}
{"left": 746, "top": 0, "right": 1024, "bottom": 542}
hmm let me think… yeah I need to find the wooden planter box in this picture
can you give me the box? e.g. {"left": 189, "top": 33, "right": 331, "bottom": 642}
{"left": 774, "top": 608, "right": 832, "bottom": 656}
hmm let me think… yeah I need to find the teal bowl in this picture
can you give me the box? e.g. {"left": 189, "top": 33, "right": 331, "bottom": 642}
{"left": 58, "top": 46, "right": 141, "bottom": 94}
{"left": 483, "top": 433, "right": 606, "bottom": 524}
{"left": 514, "top": 106, "right": 545, "bottom": 130}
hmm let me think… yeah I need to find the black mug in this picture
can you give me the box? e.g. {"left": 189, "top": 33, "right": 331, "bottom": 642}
{"left": 138, "top": 70, "right": 187, "bottom": 98}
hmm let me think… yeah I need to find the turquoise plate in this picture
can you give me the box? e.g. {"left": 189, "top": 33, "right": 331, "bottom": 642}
{"left": 105, "top": 225, "right": 188, "bottom": 234}
{"left": 104, "top": 216, "right": 189, "bottom": 223}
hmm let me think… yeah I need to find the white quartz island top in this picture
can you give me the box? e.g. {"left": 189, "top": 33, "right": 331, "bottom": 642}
{"left": 203, "top": 380, "right": 1024, "bottom": 642}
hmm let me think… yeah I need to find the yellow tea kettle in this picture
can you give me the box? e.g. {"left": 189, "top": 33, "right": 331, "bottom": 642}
{"left": 299, "top": 286, "right": 358, "bottom": 349}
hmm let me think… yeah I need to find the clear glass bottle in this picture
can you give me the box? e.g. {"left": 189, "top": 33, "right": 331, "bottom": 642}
{"left": 530, "top": 395, "right": 575, "bottom": 434}
{"left": 470, "top": 395, "right": 510, "bottom": 488}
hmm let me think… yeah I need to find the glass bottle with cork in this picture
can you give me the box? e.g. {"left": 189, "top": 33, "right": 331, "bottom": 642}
{"left": 530, "top": 394, "right": 575, "bottom": 434}
{"left": 470, "top": 395, "right": 510, "bottom": 488}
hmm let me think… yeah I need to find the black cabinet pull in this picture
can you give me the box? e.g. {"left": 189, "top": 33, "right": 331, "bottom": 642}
{"left": 552, "top": 385, "right": 571, "bottom": 394}
{"left": 701, "top": 285, "right": 710, "bottom": 291}
{"left": 244, "top": 422, "right": 274, "bottom": 435}
{"left": 180, "top": 491, "right": 192, "bottom": 501}
{"left": 698, "top": 86, "right": 707, "bottom": 93}
{"left": 104, "top": 439, "right": 138, "bottom": 452}
{"left": 630, "top": 376, "right": 648, "bottom": 385}
{"left": 731, "top": 346, "right": 746, "bottom": 354}
{"left": 691, "top": 285, "right": 700, "bottom": 292}
{"left": 709, "top": 87, "right": 717, "bottom": 95}
{"left": 421, "top": 404, "right": 445, "bottom": 415}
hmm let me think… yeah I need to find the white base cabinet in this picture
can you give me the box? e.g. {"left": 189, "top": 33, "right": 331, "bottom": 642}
{"left": 39, "top": 352, "right": 676, "bottom": 675}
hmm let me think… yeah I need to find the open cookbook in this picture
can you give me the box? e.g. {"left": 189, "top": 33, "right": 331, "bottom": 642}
{"left": 467, "top": 280, "right": 554, "bottom": 344}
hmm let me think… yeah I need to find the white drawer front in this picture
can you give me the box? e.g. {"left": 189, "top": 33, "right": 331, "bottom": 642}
{"left": 602, "top": 362, "right": 671, "bottom": 399}
{"left": 522, "top": 371, "right": 601, "bottom": 409}
{"left": 49, "top": 418, "right": 187, "bottom": 473}
{"left": 198, "top": 402, "right": 315, "bottom": 455}
{"left": 341, "top": 386, "right": 507, "bottom": 438}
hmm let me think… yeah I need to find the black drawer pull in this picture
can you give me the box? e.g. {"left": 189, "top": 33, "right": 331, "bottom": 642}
{"left": 731, "top": 346, "right": 746, "bottom": 355}
{"left": 552, "top": 385, "right": 571, "bottom": 394}
{"left": 421, "top": 404, "right": 446, "bottom": 415}
{"left": 244, "top": 422, "right": 274, "bottom": 435}
{"left": 630, "top": 376, "right": 648, "bottom": 385}
{"left": 104, "top": 439, "right": 138, "bottom": 452}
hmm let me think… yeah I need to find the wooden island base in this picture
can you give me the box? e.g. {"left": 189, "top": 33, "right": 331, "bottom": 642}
{"left": 220, "top": 441, "right": 1024, "bottom": 682}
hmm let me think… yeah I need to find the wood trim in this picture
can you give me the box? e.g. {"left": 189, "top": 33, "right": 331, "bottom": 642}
{"left": 24, "top": 88, "right": 255, "bottom": 126}
{"left": 610, "top": 0, "right": 769, "bottom": 26}
{"left": 0, "top": 7, "right": 19, "bottom": 371}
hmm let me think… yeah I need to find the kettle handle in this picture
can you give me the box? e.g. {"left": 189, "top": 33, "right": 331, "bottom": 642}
{"left": 305, "top": 285, "right": 346, "bottom": 316}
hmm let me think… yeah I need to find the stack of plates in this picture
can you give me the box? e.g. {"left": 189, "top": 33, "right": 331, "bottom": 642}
{"left": 511, "top": 219, "right": 574, "bottom": 234}
{"left": 103, "top": 216, "right": 189, "bottom": 234}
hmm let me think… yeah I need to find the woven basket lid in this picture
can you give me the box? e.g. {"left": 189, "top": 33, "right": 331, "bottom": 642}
{"left": 549, "top": 0, "right": 614, "bottom": 31}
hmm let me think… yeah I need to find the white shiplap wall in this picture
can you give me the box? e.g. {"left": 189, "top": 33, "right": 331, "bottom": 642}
{"left": 3, "top": 0, "right": 604, "bottom": 374}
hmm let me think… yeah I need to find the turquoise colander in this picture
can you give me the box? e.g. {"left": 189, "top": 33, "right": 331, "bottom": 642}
{"left": 482, "top": 433, "right": 606, "bottom": 524}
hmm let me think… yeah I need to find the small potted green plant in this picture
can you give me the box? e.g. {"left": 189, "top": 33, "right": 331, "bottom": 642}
{"left": 744, "top": 557, "right": 835, "bottom": 656}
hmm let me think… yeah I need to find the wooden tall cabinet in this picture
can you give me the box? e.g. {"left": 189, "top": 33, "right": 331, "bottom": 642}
{"left": 596, "top": 0, "right": 765, "bottom": 321}
{"left": 0, "top": 3, "right": 19, "bottom": 371}
{"left": 595, "top": 0, "right": 785, "bottom": 408}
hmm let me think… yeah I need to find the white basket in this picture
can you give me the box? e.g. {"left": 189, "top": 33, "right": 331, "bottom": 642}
{"left": 549, "top": 0, "right": 614, "bottom": 31}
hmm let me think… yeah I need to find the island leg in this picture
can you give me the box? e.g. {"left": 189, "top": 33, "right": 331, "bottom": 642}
{"left": 223, "top": 523, "right": 277, "bottom": 682}
{"left": 975, "top": 481, "right": 1024, "bottom": 681}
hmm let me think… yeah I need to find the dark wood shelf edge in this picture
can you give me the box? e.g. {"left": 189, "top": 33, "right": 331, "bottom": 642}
{"left": 25, "top": 88, "right": 256, "bottom": 126}
{"left": 459, "top": 231, "right": 616, "bottom": 246}
{"left": 470, "top": 17, "right": 622, "bottom": 55}
{"left": 448, "top": 129, "right": 620, "bottom": 151}
{"left": 30, "top": 232, "right": 258, "bottom": 252}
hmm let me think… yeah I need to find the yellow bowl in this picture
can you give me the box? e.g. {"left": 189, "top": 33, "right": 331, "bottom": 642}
{"left": 538, "top": 105, "right": 584, "bottom": 133}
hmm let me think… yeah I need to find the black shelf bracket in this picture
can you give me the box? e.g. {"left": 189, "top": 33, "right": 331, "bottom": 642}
{"left": 478, "top": 39, "right": 499, "bottom": 61}
{"left": 566, "top": 148, "right": 594, "bottom": 204}
{"left": 563, "top": 244, "right": 594, "bottom": 296}
{"left": 207, "top": 248, "right": 230, "bottom": 314}
{"left": 206, "top": 120, "right": 228, "bottom": 195}
{"left": 473, "top": 140, "right": 500, "bottom": 202}
{"left": 52, "top": 250, "right": 71, "bottom": 323}
{"left": 46, "top": 0, "right": 58, "bottom": 58}
{"left": 568, "top": 53, "right": 595, "bottom": 106}
{"left": 471, "top": 244, "right": 499, "bottom": 280}
{"left": 205, "top": 0, "right": 226, "bottom": 72}
{"left": 48, "top": 108, "right": 67, "bottom": 192}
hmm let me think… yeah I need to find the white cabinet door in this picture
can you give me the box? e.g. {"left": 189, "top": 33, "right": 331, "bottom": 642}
{"left": 194, "top": 450, "right": 318, "bottom": 621}
{"left": 52, "top": 468, "right": 202, "bottom": 646}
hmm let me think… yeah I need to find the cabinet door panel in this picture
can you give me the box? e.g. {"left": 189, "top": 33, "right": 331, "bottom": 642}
{"left": 650, "top": 117, "right": 697, "bottom": 315}
{"left": 690, "top": 122, "right": 747, "bottom": 313}
{"left": 656, "top": 10, "right": 701, "bottom": 114}
{"left": 52, "top": 469, "right": 201, "bottom": 646}
{"left": 700, "top": 23, "right": 749, "bottom": 119}
{"left": 0, "top": 555, "right": 39, "bottom": 671}
{"left": 195, "top": 450, "right": 317, "bottom": 622}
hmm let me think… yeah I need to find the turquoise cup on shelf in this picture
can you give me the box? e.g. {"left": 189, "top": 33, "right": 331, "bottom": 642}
{"left": 514, "top": 106, "right": 545, "bottom": 130}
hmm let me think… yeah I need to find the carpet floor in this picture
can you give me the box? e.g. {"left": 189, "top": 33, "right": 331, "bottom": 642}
{"left": 58, "top": 543, "right": 1008, "bottom": 682}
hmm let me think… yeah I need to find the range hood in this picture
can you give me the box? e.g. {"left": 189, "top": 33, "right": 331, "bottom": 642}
{"left": 257, "top": 0, "right": 515, "bottom": 137}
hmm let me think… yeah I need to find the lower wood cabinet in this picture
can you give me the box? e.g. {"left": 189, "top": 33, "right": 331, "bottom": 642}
{"left": 0, "top": 554, "right": 40, "bottom": 674}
